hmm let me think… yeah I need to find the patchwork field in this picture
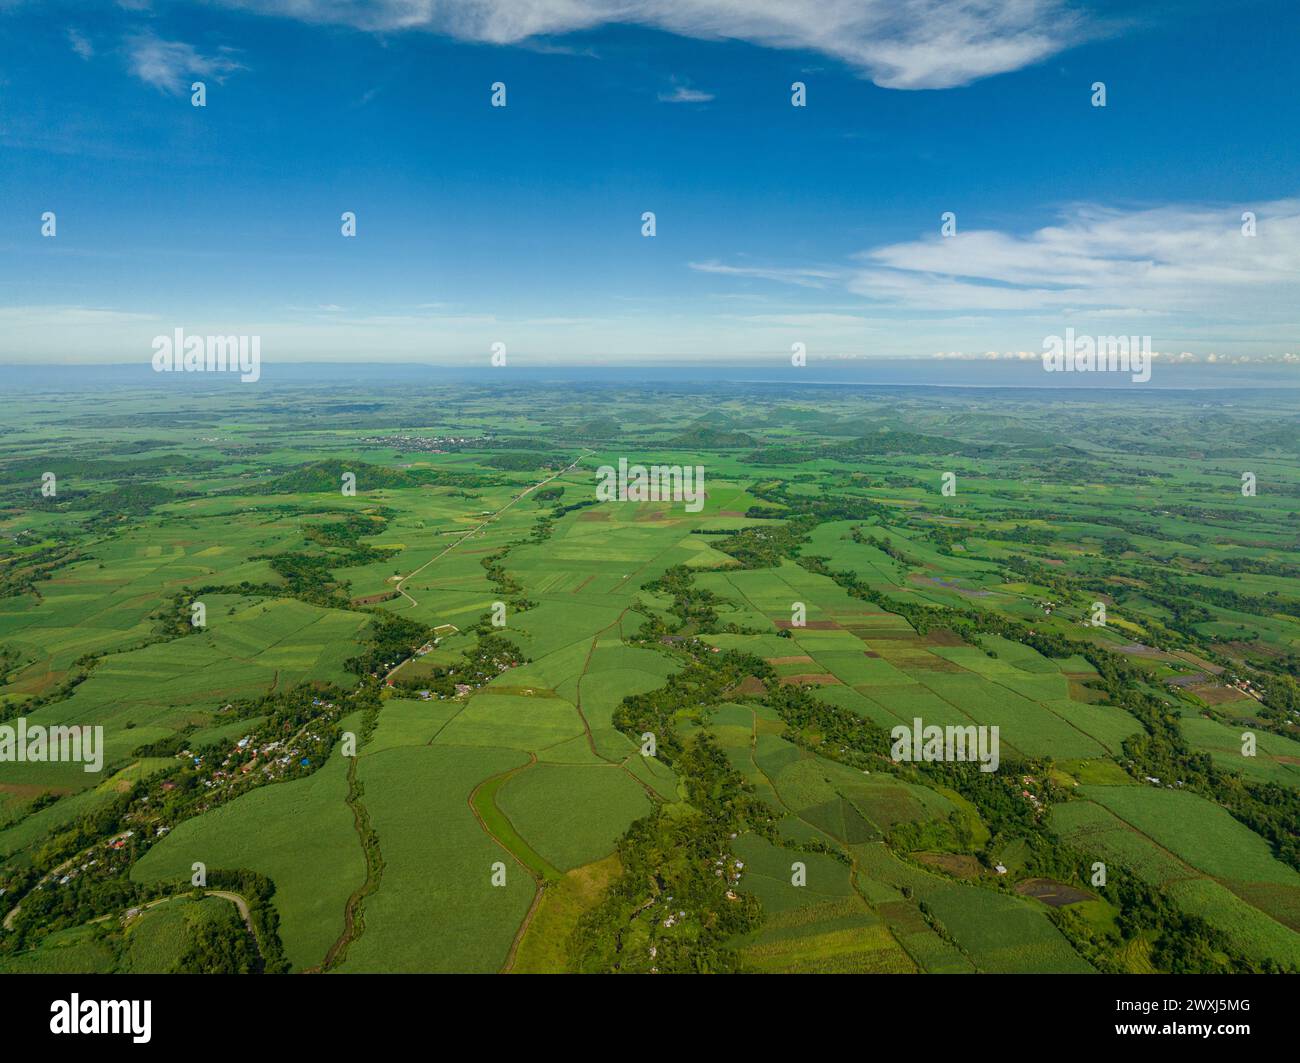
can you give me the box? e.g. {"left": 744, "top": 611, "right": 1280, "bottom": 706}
{"left": 3, "top": 382, "right": 1299, "bottom": 974}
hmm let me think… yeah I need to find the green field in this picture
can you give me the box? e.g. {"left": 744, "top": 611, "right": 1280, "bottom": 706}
{"left": 4, "top": 382, "right": 1300, "bottom": 974}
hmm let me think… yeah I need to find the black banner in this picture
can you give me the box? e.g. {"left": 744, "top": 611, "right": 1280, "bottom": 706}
{"left": 2, "top": 973, "right": 1289, "bottom": 1049}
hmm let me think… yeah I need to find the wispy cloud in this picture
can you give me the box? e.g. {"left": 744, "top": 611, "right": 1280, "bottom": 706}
{"left": 125, "top": 31, "right": 244, "bottom": 95}
{"left": 691, "top": 201, "right": 1300, "bottom": 358}
{"left": 846, "top": 200, "right": 1300, "bottom": 320}
{"left": 210, "top": 0, "right": 1089, "bottom": 89}
{"left": 67, "top": 28, "right": 93, "bottom": 60}
{"left": 658, "top": 82, "right": 714, "bottom": 103}
{"left": 0, "top": 305, "right": 159, "bottom": 326}
{"left": 689, "top": 260, "right": 840, "bottom": 288}
{"left": 699, "top": 201, "right": 1300, "bottom": 324}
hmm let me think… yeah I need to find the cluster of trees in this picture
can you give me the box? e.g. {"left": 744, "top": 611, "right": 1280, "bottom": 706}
{"left": 302, "top": 513, "right": 390, "bottom": 549}
{"left": 150, "top": 591, "right": 205, "bottom": 641}
{"left": 714, "top": 516, "right": 817, "bottom": 569}
{"left": 577, "top": 635, "right": 776, "bottom": 971}
{"left": 572, "top": 566, "right": 796, "bottom": 972}
{"left": 742, "top": 477, "right": 894, "bottom": 530}
{"left": 202, "top": 869, "right": 289, "bottom": 973}
{"left": 175, "top": 913, "right": 259, "bottom": 974}
{"left": 237, "top": 459, "right": 501, "bottom": 496}
{"left": 0, "top": 643, "right": 30, "bottom": 691}
{"left": 482, "top": 452, "right": 569, "bottom": 471}
{"left": 71, "top": 483, "right": 179, "bottom": 523}
{"left": 852, "top": 528, "right": 924, "bottom": 568}
{"left": 613, "top": 645, "right": 763, "bottom": 766}
{"left": 344, "top": 611, "right": 433, "bottom": 677}
{"left": 550, "top": 498, "right": 600, "bottom": 518}
{"left": 0, "top": 540, "right": 82, "bottom": 601}
{"left": 744, "top": 429, "right": 998, "bottom": 468}
{"left": 255, "top": 545, "right": 390, "bottom": 607}
{"left": 1000, "top": 524, "right": 1058, "bottom": 546}
{"left": 480, "top": 548, "right": 533, "bottom": 609}
{"left": 1000, "top": 554, "right": 1089, "bottom": 604}
{"left": 188, "top": 512, "right": 401, "bottom": 610}
{"left": 571, "top": 735, "right": 768, "bottom": 973}
{"left": 640, "top": 565, "right": 724, "bottom": 633}
{"left": 390, "top": 632, "right": 526, "bottom": 698}
{"left": 1201, "top": 555, "right": 1300, "bottom": 579}
{"left": 1139, "top": 566, "right": 1300, "bottom": 622}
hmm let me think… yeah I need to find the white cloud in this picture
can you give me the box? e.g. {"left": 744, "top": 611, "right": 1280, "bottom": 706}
{"left": 126, "top": 32, "right": 244, "bottom": 95}
{"left": 846, "top": 201, "right": 1300, "bottom": 323}
{"left": 67, "top": 28, "right": 94, "bottom": 60}
{"left": 659, "top": 84, "right": 714, "bottom": 103}
{"left": 689, "top": 201, "right": 1300, "bottom": 358}
{"left": 689, "top": 260, "right": 840, "bottom": 288}
{"left": 210, "top": 0, "right": 1087, "bottom": 89}
{"left": 0, "top": 305, "right": 159, "bottom": 326}
{"left": 727, "top": 312, "right": 881, "bottom": 328}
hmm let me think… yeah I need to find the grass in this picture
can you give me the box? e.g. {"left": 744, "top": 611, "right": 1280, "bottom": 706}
{"left": 471, "top": 763, "right": 564, "bottom": 882}
{"left": 510, "top": 855, "right": 621, "bottom": 973}
{"left": 1084, "top": 785, "right": 1300, "bottom": 886}
{"left": 334, "top": 744, "right": 536, "bottom": 973}
{"left": 495, "top": 762, "right": 651, "bottom": 873}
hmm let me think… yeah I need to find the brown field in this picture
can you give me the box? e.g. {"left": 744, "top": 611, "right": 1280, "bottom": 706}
{"left": 1220, "top": 640, "right": 1284, "bottom": 660}
{"left": 1188, "top": 683, "right": 1252, "bottom": 705}
{"left": 902, "top": 656, "right": 967, "bottom": 673}
{"left": 1165, "top": 673, "right": 1210, "bottom": 688}
{"left": 922, "top": 628, "right": 967, "bottom": 647}
{"left": 779, "top": 674, "right": 841, "bottom": 686}
{"left": 1015, "top": 878, "right": 1094, "bottom": 907}
{"left": 1117, "top": 642, "right": 1174, "bottom": 660}
{"left": 914, "top": 852, "right": 983, "bottom": 879}
{"left": 1067, "top": 677, "right": 1105, "bottom": 702}
{"left": 1226, "top": 882, "right": 1300, "bottom": 933}
{"left": 1171, "top": 650, "right": 1224, "bottom": 674}
{"left": 0, "top": 782, "right": 72, "bottom": 799}
{"left": 351, "top": 591, "right": 399, "bottom": 606}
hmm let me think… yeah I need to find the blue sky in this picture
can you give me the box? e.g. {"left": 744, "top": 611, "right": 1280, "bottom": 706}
{"left": 0, "top": 0, "right": 1297, "bottom": 367}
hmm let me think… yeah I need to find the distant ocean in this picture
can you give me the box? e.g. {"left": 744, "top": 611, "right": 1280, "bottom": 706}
{"left": 4, "top": 359, "right": 1299, "bottom": 395}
